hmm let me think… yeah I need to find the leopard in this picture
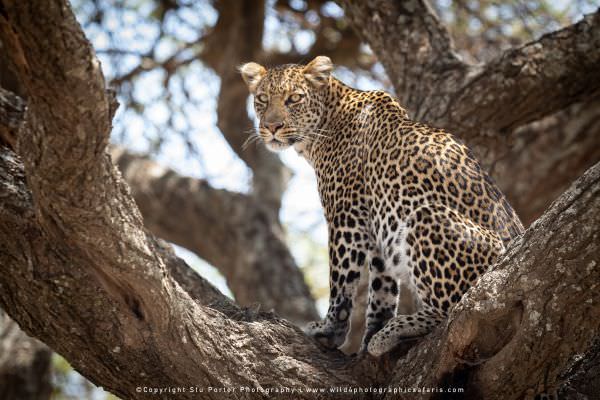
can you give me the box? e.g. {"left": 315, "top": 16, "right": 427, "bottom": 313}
{"left": 240, "top": 56, "right": 524, "bottom": 357}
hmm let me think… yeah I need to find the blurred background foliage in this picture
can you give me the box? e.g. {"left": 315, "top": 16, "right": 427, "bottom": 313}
{"left": 47, "top": 0, "right": 597, "bottom": 398}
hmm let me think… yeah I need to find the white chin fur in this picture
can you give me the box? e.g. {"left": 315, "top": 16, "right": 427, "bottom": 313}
{"left": 265, "top": 141, "right": 291, "bottom": 152}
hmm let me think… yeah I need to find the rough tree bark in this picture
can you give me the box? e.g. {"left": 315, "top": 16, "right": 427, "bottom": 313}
{"left": 0, "top": 62, "right": 318, "bottom": 326}
{"left": 0, "top": 1, "right": 599, "bottom": 400}
{"left": 110, "top": 146, "right": 317, "bottom": 325}
{"left": 559, "top": 336, "right": 600, "bottom": 399}
{"left": 340, "top": 0, "right": 600, "bottom": 225}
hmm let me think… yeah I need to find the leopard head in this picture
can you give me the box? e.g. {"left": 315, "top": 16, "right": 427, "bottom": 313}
{"left": 239, "top": 56, "right": 333, "bottom": 152}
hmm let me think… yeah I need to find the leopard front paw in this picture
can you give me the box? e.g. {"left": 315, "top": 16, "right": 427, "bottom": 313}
{"left": 367, "top": 322, "right": 408, "bottom": 357}
{"left": 303, "top": 319, "right": 348, "bottom": 349}
{"left": 366, "top": 328, "right": 395, "bottom": 357}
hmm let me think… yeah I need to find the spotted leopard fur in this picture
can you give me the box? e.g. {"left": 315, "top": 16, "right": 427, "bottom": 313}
{"left": 240, "top": 56, "right": 524, "bottom": 357}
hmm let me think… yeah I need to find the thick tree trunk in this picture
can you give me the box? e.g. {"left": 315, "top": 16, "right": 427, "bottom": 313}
{"left": 0, "top": 1, "right": 598, "bottom": 399}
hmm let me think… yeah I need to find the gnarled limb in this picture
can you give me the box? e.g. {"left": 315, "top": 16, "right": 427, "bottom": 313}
{"left": 443, "top": 11, "right": 600, "bottom": 137}
{"left": 341, "top": 1, "right": 600, "bottom": 135}
{"left": 110, "top": 147, "right": 318, "bottom": 324}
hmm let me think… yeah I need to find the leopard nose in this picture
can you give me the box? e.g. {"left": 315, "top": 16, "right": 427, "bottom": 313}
{"left": 264, "top": 121, "right": 284, "bottom": 134}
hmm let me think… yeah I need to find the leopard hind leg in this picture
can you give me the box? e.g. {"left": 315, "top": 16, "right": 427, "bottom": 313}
{"left": 367, "top": 204, "right": 504, "bottom": 357}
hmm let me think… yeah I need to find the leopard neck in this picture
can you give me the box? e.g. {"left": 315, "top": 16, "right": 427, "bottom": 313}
{"left": 294, "top": 77, "right": 361, "bottom": 164}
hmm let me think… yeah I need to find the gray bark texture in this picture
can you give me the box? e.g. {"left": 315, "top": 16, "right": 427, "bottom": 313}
{"left": 0, "top": 0, "right": 598, "bottom": 399}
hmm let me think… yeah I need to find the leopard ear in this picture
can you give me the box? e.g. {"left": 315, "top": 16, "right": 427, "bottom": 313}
{"left": 303, "top": 56, "right": 333, "bottom": 88}
{"left": 239, "top": 62, "right": 267, "bottom": 93}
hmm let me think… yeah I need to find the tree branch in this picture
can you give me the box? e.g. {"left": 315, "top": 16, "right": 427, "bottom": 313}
{"left": 1, "top": 75, "right": 317, "bottom": 325}
{"left": 443, "top": 10, "right": 600, "bottom": 137}
{"left": 110, "top": 146, "right": 318, "bottom": 324}
{"left": 341, "top": 1, "right": 600, "bottom": 136}
{"left": 203, "top": 0, "right": 291, "bottom": 213}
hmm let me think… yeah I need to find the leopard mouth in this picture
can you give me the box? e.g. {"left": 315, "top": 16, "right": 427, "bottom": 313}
{"left": 258, "top": 125, "right": 303, "bottom": 151}
{"left": 264, "top": 135, "right": 300, "bottom": 151}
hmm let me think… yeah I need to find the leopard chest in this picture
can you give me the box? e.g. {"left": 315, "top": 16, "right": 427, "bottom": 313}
{"left": 313, "top": 138, "right": 367, "bottom": 224}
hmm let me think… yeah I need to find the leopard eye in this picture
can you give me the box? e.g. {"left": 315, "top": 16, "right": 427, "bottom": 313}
{"left": 286, "top": 93, "right": 304, "bottom": 105}
{"left": 256, "top": 93, "right": 268, "bottom": 103}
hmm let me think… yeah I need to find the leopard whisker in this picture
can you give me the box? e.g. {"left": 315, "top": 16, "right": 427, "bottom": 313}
{"left": 243, "top": 127, "right": 259, "bottom": 134}
{"left": 242, "top": 134, "right": 262, "bottom": 150}
{"left": 299, "top": 129, "right": 330, "bottom": 142}
{"left": 288, "top": 132, "right": 313, "bottom": 142}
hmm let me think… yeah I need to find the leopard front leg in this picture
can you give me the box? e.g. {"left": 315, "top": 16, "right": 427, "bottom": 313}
{"left": 358, "top": 248, "right": 400, "bottom": 353}
{"left": 304, "top": 222, "right": 369, "bottom": 350}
